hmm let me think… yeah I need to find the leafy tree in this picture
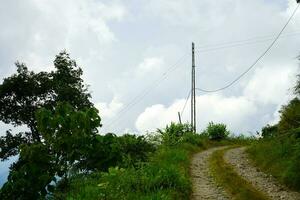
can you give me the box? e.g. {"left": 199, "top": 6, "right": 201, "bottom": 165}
{"left": 36, "top": 102, "right": 101, "bottom": 174}
{"left": 0, "top": 103, "right": 101, "bottom": 200}
{"left": 204, "top": 122, "right": 230, "bottom": 141}
{"left": 0, "top": 143, "right": 55, "bottom": 200}
{"left": 278, "top": 98, "right": 300, "bottom": 133}
{"left": 0, "top": 51, "right": 92, "bottom": 160}
{"left": 0, "top": 52, "right": 99, "bottom": 199}
{"left": 261, "top": 124, "right": 278, "bottom": 138}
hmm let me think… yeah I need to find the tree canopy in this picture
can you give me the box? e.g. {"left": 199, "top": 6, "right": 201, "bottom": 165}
{"left": 0, "top": 51, "right": 93, "bottom": 160}
{"left": 0, "top": 52, "right": 101, "bottom": 199}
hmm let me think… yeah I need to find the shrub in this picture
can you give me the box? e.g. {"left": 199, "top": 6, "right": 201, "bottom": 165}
{"left": 261, "top": 124, "right": 278, "bottom": 138}
{"left": 157, "top": 123, "right": 193, "bottom": 146}
{"left": 84, "top": 133, "right": 155, "bottom": 171}
{"left": 278, "top": 98, "right": 300, "bottom": 133}
{"left": 204, "top": 122, "right": 230, "bottom": 141}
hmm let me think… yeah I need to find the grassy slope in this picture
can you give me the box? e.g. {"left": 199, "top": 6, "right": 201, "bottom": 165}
{"left": 209, "top": 147, "right": 270, "bottom": 200}
{"left": 53, "top": 137, "right": 252, "bottom": 200}
{"left": 247, "top": 136, "right": 300, "bottom": 191}
{"left": 55, "top": 143, "right": 201, "bottom": 200}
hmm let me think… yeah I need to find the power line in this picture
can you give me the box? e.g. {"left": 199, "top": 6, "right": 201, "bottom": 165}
{"left": 180, "top": 90, "right": 191, "bottom": 117}
{"left": 197, "top": 31, "right": 300, "bottom": 52}
{"left": 197, "top": 32, "right": 300, "bottom": 54}
{"left": 102, "top": 53, "right": 190, "bottom": 132}
{"left": 196, "top": 4, "right": 300, "bottom": 93}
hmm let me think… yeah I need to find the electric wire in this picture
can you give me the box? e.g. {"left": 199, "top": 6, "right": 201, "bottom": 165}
{"left": 198, "top": 32, "right": 300, "bottom": 53}
{"left": 196, "top": 4, "right": 300, "bottom": 93}
{"left": 102, "top": 4, "right": 300, "bottom": 132}
{"left": 102, "top": 53, "right": 190, "bottom": 132}
{"left": 180, "top": 90, "right": 191, "bottom": 117}
{"left": 197, "top": 31, "right": 300, "bottom": 51}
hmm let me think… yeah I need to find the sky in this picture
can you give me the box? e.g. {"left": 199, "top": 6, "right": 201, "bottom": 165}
{"left": 0, "top": 0, "right": 300, "bottom": 136}
{"left": 1, "top": 0, "right": 300, "bottom": 187}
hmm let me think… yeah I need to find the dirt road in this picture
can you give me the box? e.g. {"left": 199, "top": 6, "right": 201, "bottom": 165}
{"left": 190, "top": 146, "right": 229, "bottom": 200}
{"left": 224, "top": 147, "right": 300, "bottom": 200}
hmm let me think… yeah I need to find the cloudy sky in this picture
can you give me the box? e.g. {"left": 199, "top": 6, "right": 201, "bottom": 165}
{"left": 1, "top": 0, "right": 300, "bottom": 139}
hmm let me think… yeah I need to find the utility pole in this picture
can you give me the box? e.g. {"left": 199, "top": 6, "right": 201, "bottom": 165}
{"left": 178, "top": 112, "right": 182, "bottom": 124}
{"left": 191, "top": 43, "right": 196, "bottom": 132}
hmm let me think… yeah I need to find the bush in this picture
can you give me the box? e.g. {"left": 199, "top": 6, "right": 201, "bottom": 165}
{"left": 204, "top": 122, "right": 230, "bottom": 141}
{"left": 278, "top": 98, "right": 300, "bottom": 133}
{"left": 261, "top": 124, "right": 278, "bottom": 138}
{"left": 157, "top": 123, "right": 193, "bottom": 146}
{"left": 83, "top": 133, "right": 155, "bottom": 171}
{"left": 54, "top": 147, "right": 192, "bottom": 200}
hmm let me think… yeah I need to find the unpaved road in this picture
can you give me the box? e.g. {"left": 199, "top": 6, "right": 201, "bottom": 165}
{"left": 190, "top": 146, "right": 229, "bottom": 200}
{"left": 224, "top": 147, "right": 300, "bottom": 200}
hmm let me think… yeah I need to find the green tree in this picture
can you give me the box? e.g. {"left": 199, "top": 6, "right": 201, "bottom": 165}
{"left": 261, "top": 124, "right": 278, "bottom": 138}
{"left": 0, "top": 51, "right": 92, "bottom": 160}
{"left": 0, "top": 52, "right": 99, "bottom": 199}
{"left": 278, "top": 98, "right": 300, "bottom": 133}
{"left": 0, "top": 103, "right": 101, "bottom": 200}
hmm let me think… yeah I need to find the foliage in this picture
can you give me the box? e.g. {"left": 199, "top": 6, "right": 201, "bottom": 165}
{"left": 0, "top": 103, "right": 101, "bottom": 199}
{"left": 36, "top": 102, "right": 101, "bottom": 173}
{"left": 83, "top": 133, "right": 156, "bottom": 171}
{"left": 54, "top": 123, "right": 207, "bottom": 200}
{"left": 55, "top": 145, "right": 193, "bottom": 200}
{"left": 278, "top": 98, "right": 300, "bottom": 133}
{"left": 157, "top": 123, "right": 193, "bottom": 146}
{"left": 0, "top": 143, "right": 55, "bottom": 200}
{"left": 203, "top": 122, "right": 230, "bottom": 141}
{"left": 0, "top": 51, "right": 92, "bottom": 160}
{"left": 261, "top": 124, "right": 278, "bottom": 138}
{"left": 0, "top": 52, "right": 98, "bottom": 198}
{"left": 247, "top": 133, "right": 300, "bottom": 191}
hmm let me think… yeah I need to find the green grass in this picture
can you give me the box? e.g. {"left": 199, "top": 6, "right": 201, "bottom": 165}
{"left": 247, "top": 136, "right": 300, "bottom": 191}
{"left": 53, "top": 144, "right": 199, "bottom": 200}
{"left": 52, "top": 133, "right": 254, "bottom": 200}
{"left": 209, "top": 147, "right": 270, "bottom": 200}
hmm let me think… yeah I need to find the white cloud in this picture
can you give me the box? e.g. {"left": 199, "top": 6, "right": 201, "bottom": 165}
{"left": 135, "top": 102, "right": 180, "bottom": 133}
{"left": 0, "top": 0, "right": 127, "bottom": 74}
{"left": 96, "top": 98, "right": 123, "bottom": 120}
{"left": 244, "top": 64, "right": 297, "bottom": 104}
{"left": 135, "top": 94, "right": 258, "bottom": 134}
{"left": 137, "top": 57, "right": 164, "bottom": 76}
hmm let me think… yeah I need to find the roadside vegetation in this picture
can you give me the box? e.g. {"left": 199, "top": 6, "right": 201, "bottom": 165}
{"left": 53, "top": 123, "right": 239, "bottom": 200}
{"left": 247, "top": 63, "right": 300, "bottom": 191}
